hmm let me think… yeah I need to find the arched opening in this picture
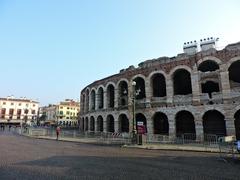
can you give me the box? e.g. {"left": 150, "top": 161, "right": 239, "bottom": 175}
{"left": 81, "top": 94, "right": 85, "bottom": 113}
{"left": 173, "top": 69, "right": 192, "bottom": 95}
{"left": 151, "top": 73, "right": 166, "bottom": 97}
{"left": 198, "top": 60, "right": 219, "bottom": 72}
{"left": 153, "top": 112, "right": 169, "bottom": 135}
{"left": 97, "top": 116, "right": 103, "bottom": 132}
{"left": 85, "top": 89, "right": 89, "bottom": 112}
{"left": 118, "top": 81, "right": 128, "bottom": 106}
{"left": 203, "top": 110, "right": 226, "bottom": 136}
{"left": 85, "top": 117, "right": 89, "bottom": 131}
{"left": 234, "top": 110, "right": 240, "bottom": 140}
{"left": 97, "top": 87, "right": 104, "bottom": 109}
{"left": 201, "top": 81, "right": 220, "bottom": 98}
{"left": 107, "top": 84, "right": 115, "bottom": 108}
{"left": 90, "top": 116, "right": 95, "bottom": 131}
{"left": 229, "top": 60, "right": 240, "bottom": 89}
{"left": 90, "top": 90, "right": 96, "bottom": 110}
{"left": 81, "top": 117, "right": 85, "bottom": 131}
{"left": 119, "top": 114, "right": 129, "bottom": 133}
{"left": 176, "top": 111, "right": 196, "bottom": 139}
{"left": 133, "top": 77, "right": 146, "bottom": 99}
{"left": 135, "top": 113, "right": 147, "bottom": 133}
{"left": 107, "top": 115, "right": 114, "bottom": 132}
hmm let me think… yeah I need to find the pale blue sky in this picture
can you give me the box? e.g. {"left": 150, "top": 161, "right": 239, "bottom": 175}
{"left": 0, "top": 0, "right": 239, "bottom": 106}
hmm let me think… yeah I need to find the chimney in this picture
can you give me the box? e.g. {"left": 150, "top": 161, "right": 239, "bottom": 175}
{"left": 200, "top": 37, "right": 219, "bottom": 51}
{"left": 183, "top": 40, "right": 198, "bottom": 55}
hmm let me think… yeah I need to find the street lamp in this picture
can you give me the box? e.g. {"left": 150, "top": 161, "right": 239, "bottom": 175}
{"left": 132, "top": 81, "right": 137, "bottom": 143}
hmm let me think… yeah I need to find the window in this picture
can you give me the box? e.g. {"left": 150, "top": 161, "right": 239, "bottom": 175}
{"left": 9, "top": 109, "right": 14, "bottom": 115}
{"left": 66, "top": 117, "right": 69, "bottom": 119}
{"left": 31, "top": 110, "right": 36, "bottom": 114}
{"left": 66, "top": 111, "right": 70, "bottom": 115}
{"left": 67, "top": 107, "right": 70, "bottom": 109}
{"left": 60, "top": 106, "right": 63, "bottom": 109}
{"left": 3, "top": 102, "right": 6, "bottom": 105}
{"left": 17, "top": 109, "right": 21, "bottom": 115}
{"left": 33, "top": 104, "right": 35, "bottom": 107}
{"left": 19, "top": 103, "right": 21, "bottom": 106}
{"left": 26, "top": 104, "right": 29, "bottom": 107}
{"left": 59, "top": 111, "right": 63, "bottom": 115}
{"left": 11, "top": 103, "right": 14, "bottom": 106}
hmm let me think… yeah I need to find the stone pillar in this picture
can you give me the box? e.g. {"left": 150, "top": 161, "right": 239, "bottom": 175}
{"left": 166, "top": 75, "right": 173, "bottom": 105}
{"left": 103, "top": 117, "right": 107, "bottom": 133}
{"left": 145, "top": 78, "right": 151, "bottom": 108}
{"left": 103, "top": 91, "right": 107, "bottom": 109}
{"left": 168, "top": 114, "right": 175, "bottom": 137}
{"left": 194, "top": 113, "right": 204, "bottom": 141}
{"left": 114, "top": 115, "right": 119, "bottom": 132}
{"left": 191, "top": 67, "right": 201, "bottom": 105}
{"left": 114, "top": 88, "right": 119, "bottom": 108}
{"left": 128, "top": 83, "right": 134, "bottom": 133}
{"left": 145, "top": 112, "right": 153, "bottom": 135}
{"left": 220, "top": 70, "right": 231, "bottom": 102}
{"left": 225, "top": 118, "right": 236, "bottom": 136}
{"left": 95, "top": 92, "right": 99, "bottom": 110}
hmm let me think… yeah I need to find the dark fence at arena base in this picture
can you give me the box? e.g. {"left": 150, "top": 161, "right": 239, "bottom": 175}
{"left": 13, "top": 127, "right": 240, "bottom": 154}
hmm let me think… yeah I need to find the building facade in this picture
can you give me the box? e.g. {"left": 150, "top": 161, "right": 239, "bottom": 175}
{"left": 79, "top": 39, "right": 240, "bottom": 140}
{"left": 40, "top": 99, "right": 80, "bottom": 127}
{"left": 0, "top": 96, "right": 39, "bottom": 126}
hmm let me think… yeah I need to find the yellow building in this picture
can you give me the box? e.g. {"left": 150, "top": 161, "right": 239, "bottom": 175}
{"left": 56, "top": 99, "right": 80, "bottom": 127}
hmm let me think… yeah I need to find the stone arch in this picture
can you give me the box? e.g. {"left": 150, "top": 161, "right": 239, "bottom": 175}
{"left": 226, "top": 56, "right": 240, "bottom": 70}
{"left": 96, "top": 86, "right": 104, "bottom": 109}
{"left": 97, "top": 115, "right": 104, "bottom": 132}
{"left": 106, "top": 83, "right": 115, "bottom": 108}
{"left": 175, "top": 110, "right": 196, "bottom": 139}
{"left": 118, "top": 114, "right": 129, "bottom": 133}
{"left": 172, "top": 68, "right": 192, "bottom": 95}
{"left": 169, "top": 65, "right": 192, "bottom": 77}
{"left": 132, "top": 76, "right": 146, "bottom": 100}
{"left": 234, "top": 110, "right": 240, "bottom": 140}
{"left": 203, "top": 110, "right": 226, "bottom": 136}
{"left": 117, "top": 79, "right": 129, "bottom": 107}
{"left": 198, "top": 60, "right": 220, "bottom": 72}
{"left": 106, "top": 114, "right": 115, "bottom": 132}
{"left": 228, "top": 59, "right": 240, "bottom": 89}
{"left": 150, "top": 72, "right": 167, "bottom": 97}
{"left": 135, "top": 113, "right": 147, "bottom": 133}
{"left": 153, "top": 112, "right": 169, "bottom": 135}
{"left": 85, "top": 88, "right": 90, "bottom": 112}
{"left": 90, "top": 116, "right": 95, "bottom": 131}
{"left": 197, "top": 56, "right": 222, "bottom": 67}
{"left": 90, "top": 89, "right": 96, "bottom": 110}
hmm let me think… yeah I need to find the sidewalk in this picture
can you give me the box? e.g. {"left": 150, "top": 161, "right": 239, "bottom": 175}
{"left": 21, "top": 133, "right": 240, "bottom": 154}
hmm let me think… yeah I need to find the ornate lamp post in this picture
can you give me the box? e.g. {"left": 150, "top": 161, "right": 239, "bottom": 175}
{"left": 132, "top": 81, "right": 137, "bottom": 143}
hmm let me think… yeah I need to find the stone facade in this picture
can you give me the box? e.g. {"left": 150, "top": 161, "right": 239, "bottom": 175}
{"left": 79, "top": 41, "right": 240, "bottom": 140}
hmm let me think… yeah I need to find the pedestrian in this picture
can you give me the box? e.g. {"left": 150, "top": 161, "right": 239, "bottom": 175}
{"left": 56, "top": 126, "right": 61, "bottom": 140}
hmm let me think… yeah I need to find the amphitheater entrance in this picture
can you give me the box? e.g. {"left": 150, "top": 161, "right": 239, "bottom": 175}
{"left": 234, "top": 110, "right": 240, "bottom": 140}
{"left": 119, "top": 114, "right": 129, "bottom": 133}
{"left": 229, "top": 60, "right": 240, "bottom": 89}
{"left": 153, "top": 112, "right": 169, "bottom": 135}
{"left": 107, "top": 115, "right": 114, "bottom": 132}
{"left": 175, "top": 111, "right": 196, "bottom": 139}
{"left": 85, "top": 117, "right": 89, "bottom": 131}
{"left": 135, "top": 113, "right": 147, "bottom": 133}
{"left": 97, "top": 116, "right": 103, "bottom": 132}
{"left": 107, "top": 84, "right": 115, "bottom": 108}
{"left": 173, "top": 69, "right": 192, "bottom": 95}
{"left": 203, "top": 110, "right": 226, "bottom": 137}
{"left": 151, "top": 73, "right": 166, "bottom": 97}
{"left": 201, "top": 81, "right": 220, "bottom": 98}
{"left": 118, "top": 81, "right": 128, "bottom": 106}
{"left": 97, "top": 87, "right": 104, "bottom": 109}
{"left": 90, "top": 90, "right": 96, "bottom": 110}
{"left": 90, "top": 116, "right": 95, "bottom": 131}
{"left": 133, "top": 77, "right": 146, "bottom": 99}
{"left": 198, "top": 60, "right": 219, "bottom": 72}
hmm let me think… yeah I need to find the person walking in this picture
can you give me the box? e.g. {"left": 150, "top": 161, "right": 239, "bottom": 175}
{"left": 56, "top": 126, "right": 61, "bottom": 140}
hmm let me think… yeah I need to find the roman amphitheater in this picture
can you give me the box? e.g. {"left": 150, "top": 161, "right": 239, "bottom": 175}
{"left": 79, "top": 39, "right": 240, "bottom": 141}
